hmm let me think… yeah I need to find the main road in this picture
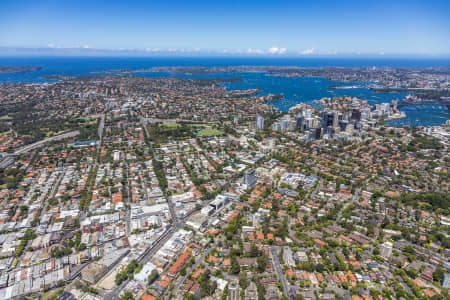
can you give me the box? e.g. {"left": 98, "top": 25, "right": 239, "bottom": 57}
{"left": 270, "top": 246, "right": 289, "bottom": 297}
{"left": 0, "top": 131, "right": 80, "bottom": 168}
{"left": 105, "top": 225, "right": 176, "bottom": 300}
{"left": 169, "top": 239, "right": 217, "bottom": 299}
{"left": 13, "top": 131, "right": 80, "bottom": 156}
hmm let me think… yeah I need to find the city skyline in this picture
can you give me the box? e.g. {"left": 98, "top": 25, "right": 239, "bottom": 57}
{"left": 1, "top": 0, "right": 449, "bottom": 56}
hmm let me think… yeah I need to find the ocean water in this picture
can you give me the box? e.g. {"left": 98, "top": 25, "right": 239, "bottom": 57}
{"left": 0, "top": 56, "right": 449, "bottom": 126}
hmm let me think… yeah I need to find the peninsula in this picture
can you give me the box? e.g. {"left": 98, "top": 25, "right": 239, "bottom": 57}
{"left": 0, "top": 66, "right": 42, "bottom": 73}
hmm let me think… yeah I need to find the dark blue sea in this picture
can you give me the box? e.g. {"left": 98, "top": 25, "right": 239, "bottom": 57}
{"left": 0, "top": 56, "right": 449, "bottom": 126}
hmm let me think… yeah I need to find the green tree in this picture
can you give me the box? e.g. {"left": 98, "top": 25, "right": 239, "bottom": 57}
{"left": 121, "top": 291, "right": 133, "bottom": 300}
{"left": 239, "top": 272, "right": 249, "bottom": 290}
{"left": 433, "top": 266, "right": 445, "bottom": 283}
{"left": 257, "top": 255, "right": 266, "bottom": 273}
{"left": 230, "top": 256, "right": 240, "bottom": 274}
{"left": 250, "top": 243, "right": 259, "bottom": 257}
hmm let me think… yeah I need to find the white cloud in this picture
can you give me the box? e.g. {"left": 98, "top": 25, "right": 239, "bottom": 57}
{"left": 301, "top": 48, "right": 315, "bottom": 55}
{"left": 268, "top": 47, "right": 287, "bottom": 54}
{"left": 247, "top": 48, "right": 264, "bottom": 54}
{"left": 82, "top": 45, "right": 90, "bottom": 49}
{"left": 145, "top": 47, "right": 164, "bottom": 52}
{"left": 47, "top": 43, "right": 63, "bottom": 48}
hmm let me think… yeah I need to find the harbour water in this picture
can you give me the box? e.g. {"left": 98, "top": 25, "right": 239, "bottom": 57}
{"left": 0, "top": 56, "right": 449, "bottom": 126}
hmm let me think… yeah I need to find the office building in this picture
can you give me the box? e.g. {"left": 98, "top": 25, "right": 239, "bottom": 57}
{"left": 332, "top": 111, "right": 339, "bottom": 128}
{"left": 243, "top": 169, "right": 257, "bottom": 188}
{"left": 314, "top": 128, "right": 322, "bottom": 140}
{"left": 296, "top": 115, "right": 305, "bottom": 131}
{"left": 256, "top": 115, "right": 264, "bottom": 130}
{"left": 351, "top": 109, "right": 361, "bottom": 121}
{"left": 280, "top": 119, "right": 288, "bottom": 131}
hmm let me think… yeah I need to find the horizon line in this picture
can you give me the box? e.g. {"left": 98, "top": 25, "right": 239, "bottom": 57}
{"left": 0, "top": 46, "right": 449, "bottom": 58}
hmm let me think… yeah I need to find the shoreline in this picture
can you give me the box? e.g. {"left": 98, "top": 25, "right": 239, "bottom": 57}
{"left": 1, "top": 62, "right": 448, "bottom": 127}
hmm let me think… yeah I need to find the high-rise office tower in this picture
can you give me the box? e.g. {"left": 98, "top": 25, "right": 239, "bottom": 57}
{"left": 256, "top": 115, "right": 264, "bottom": 130}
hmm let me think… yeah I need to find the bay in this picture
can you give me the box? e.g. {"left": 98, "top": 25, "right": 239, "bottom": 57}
{"left": 0, "top": 56, "right": 449, "bottom": 126}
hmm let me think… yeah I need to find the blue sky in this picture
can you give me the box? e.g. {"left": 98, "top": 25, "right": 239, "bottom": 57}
{"left": 0, "top": 0, "right": 449, "bottom": 56}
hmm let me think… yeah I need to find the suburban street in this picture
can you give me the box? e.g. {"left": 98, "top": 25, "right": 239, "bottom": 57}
{"left": 334, "top": 188, "right": 360, "bottom": 225}
{"left": 270, "top": 246, "right": 289, "bottom": 297}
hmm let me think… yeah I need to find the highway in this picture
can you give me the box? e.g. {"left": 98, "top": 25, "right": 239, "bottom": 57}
{"left": 0, "top": 130, "right": 80, "bottom": 169}
{"left": 13, "top": 131, "right": 80, "bottom": 156}
{"left": 142, "top": 117, "right": 214, "bottom": 125}
{"left": 0, "top": 157, "right": 15, "bottom": 169}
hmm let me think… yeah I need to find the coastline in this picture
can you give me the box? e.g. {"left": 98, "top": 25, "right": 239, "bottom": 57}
{"left": 0, "top": 57, "right": 449, "bottom": 127}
